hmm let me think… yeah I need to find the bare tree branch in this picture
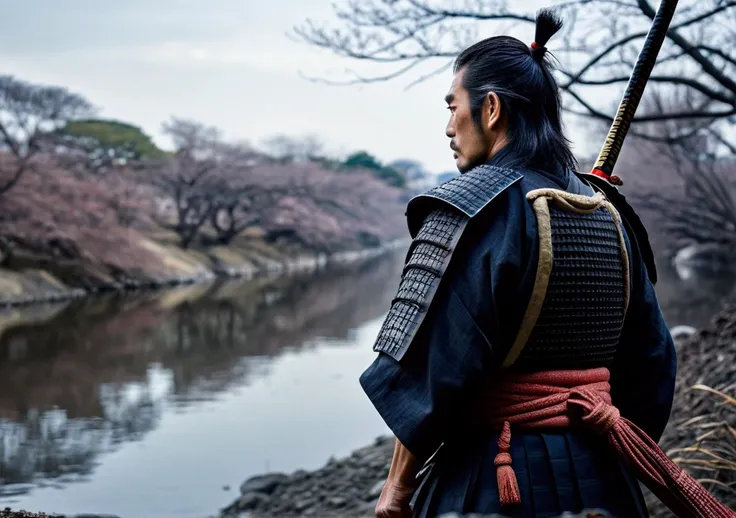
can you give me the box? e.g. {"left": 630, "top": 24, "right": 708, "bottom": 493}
{"left": 707, "top": 127, "right": 736, "bottom": 155}
{"left": 567, "top": 87, "right": 736, "bottom": 122}
{"left": 636, "top": 0, "right": 736, "bottom": 94}
{"left": 563, "top": 73, "right": 735, "bottom": 106}
{"left": 698, "top": 45, "right": 736, "bottom": 67}
{"left": 294, "top": 0, "right": 736, "bottom": 135}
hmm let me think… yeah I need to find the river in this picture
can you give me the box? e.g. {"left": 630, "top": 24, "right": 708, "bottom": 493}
{"left": 0, "top": 249, "right": 734, "bottom": 518}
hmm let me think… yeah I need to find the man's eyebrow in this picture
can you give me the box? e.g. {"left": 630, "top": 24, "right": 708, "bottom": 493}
{"left": 444, "top": 93, "right": 454, "bottom": 104}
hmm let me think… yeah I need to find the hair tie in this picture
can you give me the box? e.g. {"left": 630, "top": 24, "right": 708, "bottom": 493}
{"left": 530, "top": 41, "right": 547, "bottom": 60}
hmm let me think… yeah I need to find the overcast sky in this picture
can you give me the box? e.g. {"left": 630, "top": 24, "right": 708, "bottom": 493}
{"left": 0, "top": 0, "right": 597, "bottom": 174}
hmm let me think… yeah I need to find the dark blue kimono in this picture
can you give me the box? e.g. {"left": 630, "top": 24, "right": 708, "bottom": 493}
{"left": 359, "top": 149, "right": 677, "bottom": 518}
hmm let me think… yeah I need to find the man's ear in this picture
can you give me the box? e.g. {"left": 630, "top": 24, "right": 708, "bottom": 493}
{"left": 485, "top": 92, "right": 503, "bottom": 131}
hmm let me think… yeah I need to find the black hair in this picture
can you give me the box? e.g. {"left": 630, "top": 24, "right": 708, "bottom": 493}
{"left": 453, "top": 8, "right": 577, "bottom": 174}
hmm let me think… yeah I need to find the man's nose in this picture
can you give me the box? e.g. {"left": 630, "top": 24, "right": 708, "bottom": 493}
{"left": 445, "top": 121, "right": 455, "bottom": 138}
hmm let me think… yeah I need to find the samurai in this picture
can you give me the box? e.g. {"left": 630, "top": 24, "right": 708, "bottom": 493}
{"left": 359, "top": 6, "right": 735, "bottom": 518}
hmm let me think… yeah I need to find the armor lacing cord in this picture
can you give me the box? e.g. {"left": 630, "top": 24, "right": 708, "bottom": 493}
{"left": 525, "top": 188, "right": 632, "bottom": 311}
{"left": 480, "top": 368, "right": 735, "bottom": 518}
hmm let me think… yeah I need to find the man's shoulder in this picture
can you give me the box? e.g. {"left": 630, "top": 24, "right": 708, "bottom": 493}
{"left": 406, "top": 164, "right": 524, "bottom": 237}
{"left": 372, "top": 164, "right": 535, "bottom": 362}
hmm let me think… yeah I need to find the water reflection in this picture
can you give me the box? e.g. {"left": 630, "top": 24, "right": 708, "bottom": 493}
{"left": 0, "top": 252, "right": 405, "bottom": 498}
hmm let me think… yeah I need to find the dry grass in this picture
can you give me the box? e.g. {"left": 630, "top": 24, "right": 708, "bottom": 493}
{"left": 668, "top": 385, "right": 736, "bottom": 506}
{"left": 645, "top": 305, "right": 736, "bottom": 517}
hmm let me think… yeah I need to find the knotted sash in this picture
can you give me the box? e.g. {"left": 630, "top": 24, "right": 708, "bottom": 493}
{"left": 475, "top": 368, "right": 734, "bottom": 518}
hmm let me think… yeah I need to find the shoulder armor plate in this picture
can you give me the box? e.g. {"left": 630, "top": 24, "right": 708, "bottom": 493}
{"left": 373, "top": 165, "right": 522, "bottom": 361}
{"left": 406, "top": 165, "right": 523, "bottom": 237}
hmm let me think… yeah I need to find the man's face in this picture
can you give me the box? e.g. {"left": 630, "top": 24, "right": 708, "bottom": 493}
{"left": 445, "top": 68, "right": 492, "bottom": 173}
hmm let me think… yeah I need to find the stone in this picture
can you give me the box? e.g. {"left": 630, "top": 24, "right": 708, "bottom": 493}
{"left": 237, "top": 492, "right": 270, "bottom": 511}
{"left": 293, "top": 498, "right": 316, "bottom": 512}
{"left": 327, "top": 496, "right": 347, "bottom": 508}
{"left": 291, "top": 469, "right": 310, "bottom": 481}
{"left": 239, "top": 473, "right": 288, "bottom": 496}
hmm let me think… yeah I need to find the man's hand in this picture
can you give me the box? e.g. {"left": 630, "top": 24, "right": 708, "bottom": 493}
{"left": 376, "top": 480, "right": 416, "bottom": 518}
{"left": 375, "top": 438, "right": 421, "bottom": 518}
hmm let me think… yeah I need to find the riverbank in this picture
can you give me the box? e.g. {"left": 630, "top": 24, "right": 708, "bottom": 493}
{"left": 0, "top": 148, "right": 410, "bottom": 309}
{"left": 0, "top": 235, "right": 409, "bottom": 307}
{"left": 215, "top": 306, "right": 735, "bottom": 518}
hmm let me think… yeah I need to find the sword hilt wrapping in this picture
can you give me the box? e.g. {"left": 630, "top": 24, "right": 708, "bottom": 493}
{"left": 591, "top": 0, "right": 679, "bottom": 186}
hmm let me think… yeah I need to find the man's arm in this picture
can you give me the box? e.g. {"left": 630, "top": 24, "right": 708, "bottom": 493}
{"left": 359, "top": 285, "right": 493, "bottom": 462}
{"left": 375, "top": 439, "right": 420, "bottom": 518}
{"left": 360, "top": 189, "right": 533, "bottom": 516}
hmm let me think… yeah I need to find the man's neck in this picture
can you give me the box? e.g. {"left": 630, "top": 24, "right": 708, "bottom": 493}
{"left": 487, "top": 145, "right": 516, "bottom": 168}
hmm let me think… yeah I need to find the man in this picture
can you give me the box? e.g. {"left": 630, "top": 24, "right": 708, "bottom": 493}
{"left": 358, "top": 9, "right": 680, "bottom": 518}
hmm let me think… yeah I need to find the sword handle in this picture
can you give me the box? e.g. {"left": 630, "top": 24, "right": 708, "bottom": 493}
{"left": 591, "top": 0, "right": 680, "bottom": 186}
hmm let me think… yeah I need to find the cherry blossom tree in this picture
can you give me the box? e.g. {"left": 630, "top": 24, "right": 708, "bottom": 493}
{"left": 0, "top": 75, "right": 95, "bottom": 195}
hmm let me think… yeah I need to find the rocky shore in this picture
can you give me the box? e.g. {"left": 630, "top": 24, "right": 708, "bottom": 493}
{"left": 218, "top": 436, "right": 395, "bottom": 518}
{"left": 215, "top": 308, "right": 735, "bottom": 518}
